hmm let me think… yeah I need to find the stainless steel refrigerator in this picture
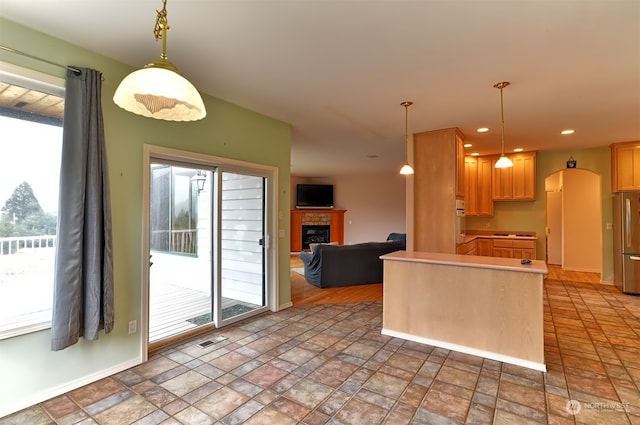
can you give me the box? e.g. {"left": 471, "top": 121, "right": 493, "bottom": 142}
{"left": 613, "top": 192, "right": 640, "bottom": 294}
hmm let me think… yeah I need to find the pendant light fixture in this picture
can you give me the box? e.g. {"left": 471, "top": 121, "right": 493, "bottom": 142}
{"left": 493, "top": 81, "right": 514, "bottom": 168}
{"left": 113, "top": 0, "right": 206, "bottom": 122}
{"left": 400, "top": 101, "right": 414, "bottom": 175}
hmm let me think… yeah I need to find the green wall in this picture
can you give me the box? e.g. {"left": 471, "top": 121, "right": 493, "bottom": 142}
{"left": 0, "top": 18, "right": 291, "bottom": 415}
{"left": 467, "top": 146, "right": 613, "bottom": 282}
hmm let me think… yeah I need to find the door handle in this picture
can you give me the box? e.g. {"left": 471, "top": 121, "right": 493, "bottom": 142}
{"left": 630, "top": 256, "right": 640, "bottom": 261}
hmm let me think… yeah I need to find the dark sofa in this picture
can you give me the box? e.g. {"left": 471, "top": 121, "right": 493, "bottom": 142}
{"left": 299, "top": 236, "right": 406, "bottom": 288}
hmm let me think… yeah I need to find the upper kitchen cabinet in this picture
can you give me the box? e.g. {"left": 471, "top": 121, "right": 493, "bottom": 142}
{"left": 611, "top": 141, "right": 640, "bottom": 192}
{"left": 413, "top": 127, "right": 465, "bottom": 253}
{"left": 465, "top": 156, "right": 478, "bottom": 215}
{"left": 492, "top": 151, "right": 537, "bottom": 201}
{"left": 465, "top": 155, "right": 494, "bottom": 216}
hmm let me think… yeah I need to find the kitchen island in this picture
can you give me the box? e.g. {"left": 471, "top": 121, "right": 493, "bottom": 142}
{"left": 380, "top": 251, "right": 548, "bottom": 371}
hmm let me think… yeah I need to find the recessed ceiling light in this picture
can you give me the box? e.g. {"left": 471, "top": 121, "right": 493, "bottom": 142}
{"left": 477, "top": 127, "right": 489, "bottom": 133}
{"left": 471, "top": 152, "right": 480, "bottom": 156}
{"left": 463, "top": 143, "right": 472, "bottom": 148}
{"left": 513, "top": 148, "right": 523, "bottom": 152}
{"left": 561, "top": 129, "right": 575, "bottom": 135}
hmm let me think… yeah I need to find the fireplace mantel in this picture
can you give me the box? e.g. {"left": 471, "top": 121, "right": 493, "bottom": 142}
{"left": 291, "top": 209, "right": 346, "bottom": 252}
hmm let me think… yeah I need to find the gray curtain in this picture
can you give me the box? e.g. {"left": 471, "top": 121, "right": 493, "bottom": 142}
{"left": 51, "top": 67, "right": 113, "bottom": 351}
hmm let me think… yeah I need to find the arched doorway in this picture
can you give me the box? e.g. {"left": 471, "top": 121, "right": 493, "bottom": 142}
{"left": 545, "top": 169, "right": 602, "bottom": 278}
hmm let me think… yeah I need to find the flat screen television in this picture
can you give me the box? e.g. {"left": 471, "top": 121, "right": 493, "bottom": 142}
{"left": 296, "top": 184, "right": 334, "bottom": 209}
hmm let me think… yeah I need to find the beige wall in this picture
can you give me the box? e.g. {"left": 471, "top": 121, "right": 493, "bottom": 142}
{"left": 562, "top": 169, "right": 602, "bottom": 273}
{"left": 290, "top": 172, "right": 407, "bottom": 244}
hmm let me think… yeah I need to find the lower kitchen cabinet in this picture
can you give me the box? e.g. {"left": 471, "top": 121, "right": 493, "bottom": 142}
{"left": 492, "top": 239, "right": 514, "bottom": 258}
{"left": 476, "top": 239, "right": 493, "bottom": 256}
{"left": 491, "top": 239, "right": 536, "bottom": 259}
{"left": 456, "top": 239, "right": 477, "bottom": 255}
{"left": 513, "top": 240, "right": 536, "bottom": 259}
{"left": 464, "top": 237, "right": 536, "bottom": 259}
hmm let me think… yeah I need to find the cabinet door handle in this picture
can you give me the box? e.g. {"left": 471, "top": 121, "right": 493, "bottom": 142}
{"left": 630, "top": 256, "right": 640, "bottom": 261}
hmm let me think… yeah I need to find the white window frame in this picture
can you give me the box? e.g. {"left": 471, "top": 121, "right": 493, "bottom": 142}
{"left": 0, "top": 61, "right": 65, "bottom": 339}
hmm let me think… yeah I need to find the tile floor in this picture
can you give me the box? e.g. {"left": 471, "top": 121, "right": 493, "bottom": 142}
{"left": 2, "top": 278, "right": 640, "bottom": 425}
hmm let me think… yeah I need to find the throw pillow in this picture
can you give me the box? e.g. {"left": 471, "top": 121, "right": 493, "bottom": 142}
{"left": 309, "top": 241, "right": 339, "bottom": 253}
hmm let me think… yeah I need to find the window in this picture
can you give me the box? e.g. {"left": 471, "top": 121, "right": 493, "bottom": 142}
{"left": 150, "top": 165, "right": 199, "bottom": 255}
{"left": 0, "top": 63, "right": 64, "bottom": 339}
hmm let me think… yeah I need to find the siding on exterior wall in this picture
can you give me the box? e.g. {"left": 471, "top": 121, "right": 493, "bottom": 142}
{"left": 221, "top": 173, "right": 264, "bottom": 305}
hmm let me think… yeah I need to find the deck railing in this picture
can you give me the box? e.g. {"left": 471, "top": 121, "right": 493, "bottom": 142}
{"left": 151, "top": 229, "right": 197, "bottom": 255}
{"left": 0, "top": 230, "right": 196, "bottom": 256}
{"left": 0, "top": 235, "right": 56, "bottom": 256}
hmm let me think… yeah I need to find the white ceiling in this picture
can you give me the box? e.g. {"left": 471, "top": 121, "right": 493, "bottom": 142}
{"left": 1, "top": 0, "right": 639, "bottom": 177}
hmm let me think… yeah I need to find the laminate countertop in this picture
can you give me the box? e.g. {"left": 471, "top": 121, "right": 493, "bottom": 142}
{"left": 381, "top": 250, "right": 548, "bottom": 275}
{"left": 460, "top": 231, "right": 538, "bottom": 244}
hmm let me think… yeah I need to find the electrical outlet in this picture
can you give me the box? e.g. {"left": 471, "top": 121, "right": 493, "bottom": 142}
{"left": 279, "top": 229, "right": 285, "bottom": 238}
{"left": 606, "top": 223, "right": 613, "bottom": 230}
{"left": 128, "top": 320, "right": 137, "bottom": 335}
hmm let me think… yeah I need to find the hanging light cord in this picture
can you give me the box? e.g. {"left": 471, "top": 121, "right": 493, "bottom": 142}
{"left": 493, "top": 81, "right": 510, "bottom": 156}
{"left": 402, "top": 101, "right": 413, "bottom": 163}
{"left": 404, "top": 103, "right": 409, "bottom": 163}
{"left": 499, "top": 85, "right": 505, "bottom": 155}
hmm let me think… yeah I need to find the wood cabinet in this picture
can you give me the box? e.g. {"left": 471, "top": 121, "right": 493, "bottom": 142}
{"left": 491, "top": 239, "right": 514, "bottom": 258}
{"left": 492, "top": 151, "right": 536, "bottom": 201}
{"left": 456, "top": 239, "right": 477, "bottom": 255}
{"left": 611, "top": 141, "right": 640, "bottom": 192}
{"left": 488, "top": 238, "right": 536, "bottom": 259}
{"left": 461, "top": 236, "right": 536, "bottom": 259}
{"left": 455, "top": 132, "right": 465, "bottom": 198}
{"left": 513, "top": 240, "right": 537, "bottom": 260}
{"left": 290, "top": 209, "right": 345, "bottom": 252}
{"left": 464, "top": 157, "right": 478, "bottom": 216}
{"left": 465, "top": 156, "right": 494, "bottom": 216}
{"left": 476, "top": 238, "right": 493, "bottom": 256}
{"left": 413, "top": 127, "right": 465, "bottom": 254}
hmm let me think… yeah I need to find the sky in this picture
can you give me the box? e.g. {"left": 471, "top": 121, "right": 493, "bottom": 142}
{"left": 0, "top": 115, "right": 62, "bottom": 215}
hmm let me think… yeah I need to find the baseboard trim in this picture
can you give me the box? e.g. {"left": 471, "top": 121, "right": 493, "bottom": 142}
{"left": 381, "top": 328, "right": 546, "bottom": 373}
{"left": 1, "top": 357, "right": 142, "bottom": 418}
{"left": 278, "top": 301, "right": 293, "bottom": 311}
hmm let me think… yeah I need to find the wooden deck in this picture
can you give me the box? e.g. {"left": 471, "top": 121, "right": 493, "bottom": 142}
{"left": 149, "top": 283, "right": 260, "bottom": 343}
{"left": 149, "top": 283, "right": 211, "bottom": 343}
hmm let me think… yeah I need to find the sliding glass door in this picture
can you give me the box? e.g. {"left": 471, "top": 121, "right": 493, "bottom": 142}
{"left": 148, "top": 164, "right": 213, "bottom": 343}
{"left": 148, "top": 160, "right": 269, "bottom": 345}
{"left": 215, "top": 169, "right": 267, "bottom": 326}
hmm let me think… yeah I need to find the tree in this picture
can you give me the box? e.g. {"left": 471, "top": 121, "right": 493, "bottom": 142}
{"left": 1, "top": 181, "right": 43, "bottom": 222}
{"left": 0, "top": 182, "right": 56, "bottom": 238}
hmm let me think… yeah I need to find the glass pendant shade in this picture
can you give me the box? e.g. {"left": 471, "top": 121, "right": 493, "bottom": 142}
{"left": 113, "top": 65, "right": 206, "bottom": 122}
{"left": 400, "top": 163, "right": 414, "bottom": 175}
{"left": 494, "top": 154, "right": 514, "bottom": 168}
{"left": 112, "top": 0, "right": 206, "bottom": 122}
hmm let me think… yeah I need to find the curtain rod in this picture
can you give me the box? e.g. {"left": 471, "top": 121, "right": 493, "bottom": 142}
{"left": 0, "top": 45, "right": 81, "bottom": 74}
